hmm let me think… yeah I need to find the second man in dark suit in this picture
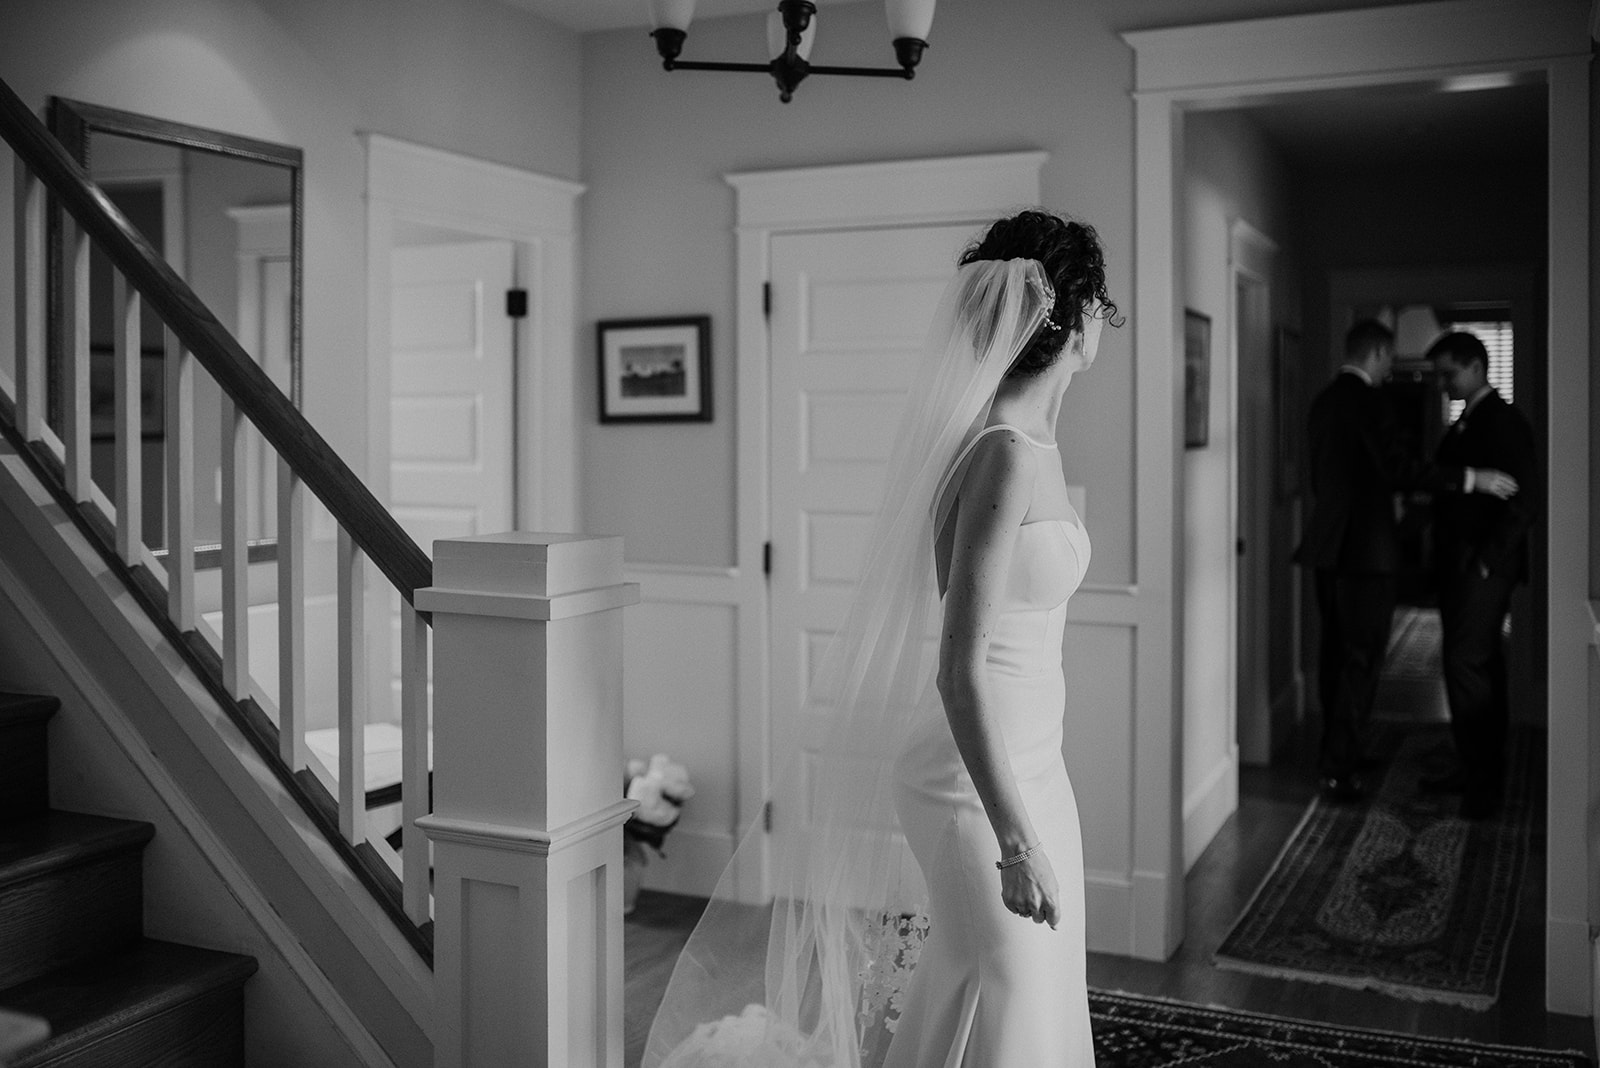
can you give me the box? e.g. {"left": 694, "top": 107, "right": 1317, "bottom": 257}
{"left": 1423, "top": 331, "right": 1536, "bottom": 819}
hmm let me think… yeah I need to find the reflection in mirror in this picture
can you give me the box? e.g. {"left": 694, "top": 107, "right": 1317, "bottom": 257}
{"left": 49, "top": 99, "right": 302, "bottom": 549}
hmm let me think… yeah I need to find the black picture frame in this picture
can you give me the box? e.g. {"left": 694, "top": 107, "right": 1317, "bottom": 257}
{"left": 1183, "top": 309, "right": 1211, "bottom": 449}
{"left": 597, "top": 316, "right": 712, "bottom": 423}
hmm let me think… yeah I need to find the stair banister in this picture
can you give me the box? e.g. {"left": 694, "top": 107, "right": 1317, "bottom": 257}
{"left": 4, "top": 68, "right": 441, "bottom": 956}
{"left": 0, "top": 75, "right": 430, "bottom": 603}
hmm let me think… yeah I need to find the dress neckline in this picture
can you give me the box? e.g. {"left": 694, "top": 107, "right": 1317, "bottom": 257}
{"left": 986, "top": 422, "right": 1056, "bottom": 449}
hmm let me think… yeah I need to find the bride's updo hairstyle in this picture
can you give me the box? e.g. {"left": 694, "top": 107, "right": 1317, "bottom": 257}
{"left": 959, "top": 209, "right": 1121, "bottom": 378}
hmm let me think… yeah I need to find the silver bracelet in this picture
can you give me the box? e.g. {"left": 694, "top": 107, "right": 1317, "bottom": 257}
{"left": 995, "top": 842, "right": 1041, "bottom": 870}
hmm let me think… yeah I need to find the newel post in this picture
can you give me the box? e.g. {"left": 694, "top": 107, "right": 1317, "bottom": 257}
{"left": 415, "top": 533, "right": 640, "bottom": 1068}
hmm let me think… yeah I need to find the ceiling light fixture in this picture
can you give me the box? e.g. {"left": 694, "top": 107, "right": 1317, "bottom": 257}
{"left": 647, "top": 0, "right": 936, "bottom": 104}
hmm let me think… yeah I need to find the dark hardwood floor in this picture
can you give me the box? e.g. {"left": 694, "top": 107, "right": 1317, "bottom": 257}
{"left": 623, "top": 610, "right": 1596, "bottom": 1066}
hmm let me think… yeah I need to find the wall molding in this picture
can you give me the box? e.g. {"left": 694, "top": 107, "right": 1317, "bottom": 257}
{"left": 727, "top": 151, "right": 1047, "bottom": 232}
{"left": 364, "top": 133, "right": 582, "bottom": 537}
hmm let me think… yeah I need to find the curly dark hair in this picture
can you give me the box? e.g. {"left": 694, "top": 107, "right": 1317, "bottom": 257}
{"left": 958, "top": 209, "right": 1122, "bottom": 378}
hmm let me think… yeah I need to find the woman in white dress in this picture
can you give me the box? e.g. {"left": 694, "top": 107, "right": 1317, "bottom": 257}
{"left": 644, "top": 211, "right": 1118, "bottom": 1068}
{"left": 885, "top": 211, "right": 1110, "bottom": 1066}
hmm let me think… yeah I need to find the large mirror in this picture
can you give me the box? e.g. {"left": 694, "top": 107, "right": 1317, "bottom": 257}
{"left": 48, "top": 98, "right": 303, "bottom": 547}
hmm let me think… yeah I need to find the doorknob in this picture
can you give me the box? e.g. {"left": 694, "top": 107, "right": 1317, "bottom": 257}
{"left": 1236, "top": 537, "right": 1246, "bottom": 556}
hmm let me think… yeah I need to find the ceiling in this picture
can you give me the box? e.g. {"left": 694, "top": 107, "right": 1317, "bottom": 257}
{"left": 1238, "top": 78, "right": 1547, "bottom": 172}
{"left": 497, "top": 0, "right": 867, "bottom": 34}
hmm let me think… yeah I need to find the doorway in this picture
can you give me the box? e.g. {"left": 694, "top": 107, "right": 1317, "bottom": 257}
{"left": 1130, "top": 0, "right": 1589, "bottom": 1013}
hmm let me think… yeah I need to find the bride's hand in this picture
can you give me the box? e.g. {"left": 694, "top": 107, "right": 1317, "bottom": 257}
{"left": 1000, "top": 850, "right": 1060, "bottom": 928}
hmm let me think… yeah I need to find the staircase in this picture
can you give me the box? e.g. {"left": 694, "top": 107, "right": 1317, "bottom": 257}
{"left": 0, "top": 692, "right": 256, "bottom": 1067}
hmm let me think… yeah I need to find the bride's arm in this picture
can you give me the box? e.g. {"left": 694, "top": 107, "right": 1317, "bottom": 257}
{"left": 936, "top": 432, "right": 1060, "bottom": 926}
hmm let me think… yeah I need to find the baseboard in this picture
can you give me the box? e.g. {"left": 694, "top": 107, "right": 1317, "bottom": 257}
{"left": 1183, "top": 751, "right": 1238, "bottom": 872}
{"left": 1546, "top": 914, "right": 1592, "bottom": 1015}
{"left": 638, "top": 826, "right": 733, "bottom": 898}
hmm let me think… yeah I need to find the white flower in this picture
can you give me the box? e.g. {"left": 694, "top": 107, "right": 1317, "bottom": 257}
{"left": 647, "top": 753, "right": 696, "bottom": 803}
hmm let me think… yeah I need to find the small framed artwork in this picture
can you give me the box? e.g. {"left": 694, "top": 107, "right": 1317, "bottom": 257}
{"left": 597, "top": 316, "right": 712, "bottom": 423}
{"left": 1183, "top": 309, "right": 1211, "bottom": 449}
{"left": 1274, "top": 325, "right": 1304, "bottom": 500}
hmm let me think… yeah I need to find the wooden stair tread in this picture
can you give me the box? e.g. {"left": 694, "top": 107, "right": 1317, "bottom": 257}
{"left": 0, "top": 813, "right": 154, "bottom": 891}
{"left": 0, "top": 940, "right": 256, "bottom": 1065}
{"left": 0, "top": 693, "right": 58, "bottom": 729}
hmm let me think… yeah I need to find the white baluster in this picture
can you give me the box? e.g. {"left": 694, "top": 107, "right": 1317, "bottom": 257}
{"left": 113, "top": 271, "right": 142, "bottom": 563}
{"left": 220, "top": 394, "right": 249, "bottom": 699}
{"left": 338, "top": 528, "right": 367, "bottom": 844}
{"left": 12, "top": 161, "right": 44, "bottom": 441}
{"left": 277, "top": 459, "right": 307, "bottom": 771}
{"left": 63, "top": 223, "right": 90, "bottom": 502}
{"left": 164, "top": 330, "right": 195, "bottom": 630}
{"left": 399, "top": 601, "right": 430, "bottom": 924}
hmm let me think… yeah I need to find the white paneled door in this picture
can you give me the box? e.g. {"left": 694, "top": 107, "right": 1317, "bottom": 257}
{"left": 389, "top": 239, "right": 516, "bottom": 549}
{"left": 767, "top": 223, "right": 979, "bottom": 885}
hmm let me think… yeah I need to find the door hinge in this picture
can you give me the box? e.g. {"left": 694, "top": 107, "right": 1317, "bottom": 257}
{"left": 506, "top": 288, "right": 529, "bottom": 319}
{"left": 764, "top": 799, "right": 773, "bottom": 833}
{"left": 763, "top": 281, "right": 772, "bottom": 320}
{"left": 763, "top": 541, "right": 772, "bottom": 577}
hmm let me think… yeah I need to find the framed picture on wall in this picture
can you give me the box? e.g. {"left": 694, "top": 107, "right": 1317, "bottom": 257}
{"left": 596, "top": 316, "right": 712, "bottom": 423}
{"left": 1183, "top": 309, "right": 1211, "bottom": 449}
{"left": 1274, "top": 325, "right": 1304, "bottom": 500}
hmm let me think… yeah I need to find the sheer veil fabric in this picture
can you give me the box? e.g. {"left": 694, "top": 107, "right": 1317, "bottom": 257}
{"left": 644, "top": 258, "right": 1054, "bottom": 1068}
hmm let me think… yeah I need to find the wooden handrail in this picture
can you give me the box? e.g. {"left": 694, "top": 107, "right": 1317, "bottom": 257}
{"left": 0, "top": 77, "right": 431, "bottom": 604}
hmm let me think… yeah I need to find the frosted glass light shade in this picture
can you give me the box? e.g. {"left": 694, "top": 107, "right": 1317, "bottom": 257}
{"left": 767, "top": 10, "right": 817, "bottom": 60}
{"left": 885, "top": 0, "right": 935, "bottom": 40}
{"left": 649, "top": 0, "right": 696, "bottom": 32}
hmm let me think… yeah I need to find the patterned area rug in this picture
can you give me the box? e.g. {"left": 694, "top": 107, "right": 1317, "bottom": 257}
{"left": 1213, "top": 725, "right": 1536, "bottom": 1009}
{"left": 1089, "top": 990, "right": 1588, "bottom": 1067}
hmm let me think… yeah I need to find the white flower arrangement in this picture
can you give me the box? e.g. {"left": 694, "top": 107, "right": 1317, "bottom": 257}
{"left": 624, "top": 753, "right": 695, "bottom": 857}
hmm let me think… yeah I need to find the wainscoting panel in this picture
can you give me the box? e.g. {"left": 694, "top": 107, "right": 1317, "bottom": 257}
{"left": 622, "top": 566, "right": 743, "bottom": 897}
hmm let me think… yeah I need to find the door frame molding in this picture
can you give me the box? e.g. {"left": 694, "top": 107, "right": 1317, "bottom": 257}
{"left": 723, "top": 151, "right": 1047, "bottom": 902}
{"left": 1125, "top": 0, "right": 1591, "bottom": 1002}
{"left": 363, "top": 134, "right": 584, "bottom": 535}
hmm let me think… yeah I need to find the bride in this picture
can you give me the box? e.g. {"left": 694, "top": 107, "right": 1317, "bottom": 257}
{"left": 644, "top": 210, "right": 1119, "bottom": 1068}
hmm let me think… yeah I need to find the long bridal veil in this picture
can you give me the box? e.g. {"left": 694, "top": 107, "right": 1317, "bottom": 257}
{"left": 644, "top": 257, "right": 1053, "bottom": 1068}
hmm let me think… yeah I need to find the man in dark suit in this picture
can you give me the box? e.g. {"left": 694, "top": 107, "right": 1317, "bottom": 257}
{"left": 1423, "top": 331, "right": 1536, "bottom": 819}
{"left": 1295, "top": 320, "right": 1410, "bottom": 801}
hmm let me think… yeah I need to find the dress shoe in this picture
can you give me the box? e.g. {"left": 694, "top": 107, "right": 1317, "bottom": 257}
{"left": 1420, "top": 770, "right": 1470, "bottom": 794}
{"left": 1319, "top": 775, "right": 1364, "bottom": 803}
{"left": 1460, "top": 791, "right": 1501, "bottom": 821}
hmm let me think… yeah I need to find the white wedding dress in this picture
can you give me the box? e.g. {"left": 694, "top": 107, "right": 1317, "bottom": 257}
{"left": 884, "top": 423, "right": 1096, "bottom": 1067}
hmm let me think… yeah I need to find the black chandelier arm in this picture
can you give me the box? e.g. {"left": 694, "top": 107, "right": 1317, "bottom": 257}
{"left": 662, "top": 61, "right": 913, "bottom": 79}
{"left": 802, "top": 64, "right": 915, "bottom": 80}
{"left": 662, "top": 60, "right": 776, "bottom": 73}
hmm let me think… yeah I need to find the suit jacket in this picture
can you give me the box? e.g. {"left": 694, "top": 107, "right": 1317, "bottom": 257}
{"left": 1294, "top": 371, "right": 1419, "bottom": 574}
{"left": 1431, "top": 390, "right": 1538, "bottom": 582}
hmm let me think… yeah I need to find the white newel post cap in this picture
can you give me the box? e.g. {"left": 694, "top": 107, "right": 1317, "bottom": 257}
{"left": 415, "top": 532, "right": 641, "bottom": 834}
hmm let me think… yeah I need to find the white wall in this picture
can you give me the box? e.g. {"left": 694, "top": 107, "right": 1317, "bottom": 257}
{"left": 1180, "top": 110, "right": 1302, "bottom": 867}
